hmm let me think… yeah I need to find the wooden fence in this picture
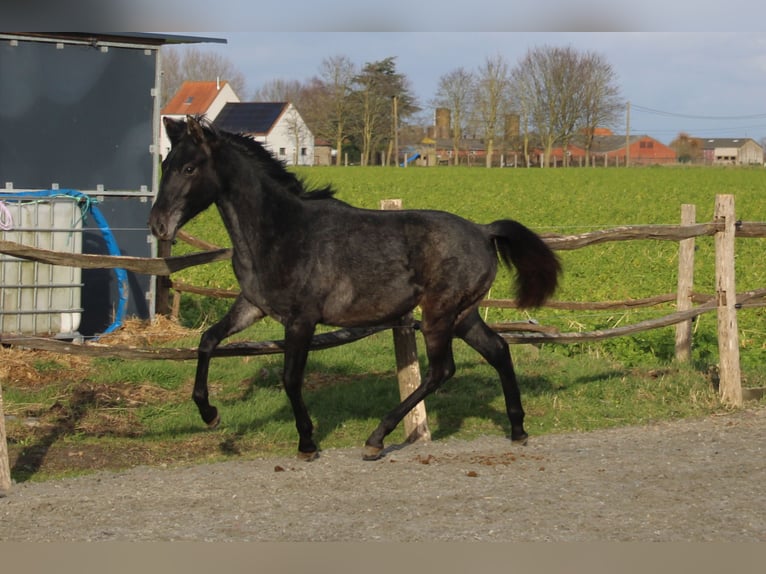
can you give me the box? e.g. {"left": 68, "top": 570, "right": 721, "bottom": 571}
{"left": 157, "top": 195, "right": 765, "bottom": 405}
{"left": 1, "top": 194, "right": 765, "bottom": 493}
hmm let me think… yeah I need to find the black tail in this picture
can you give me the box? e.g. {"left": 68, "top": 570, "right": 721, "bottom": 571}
{"left": 487, "top": 220, "right": 561, "bottom": 308}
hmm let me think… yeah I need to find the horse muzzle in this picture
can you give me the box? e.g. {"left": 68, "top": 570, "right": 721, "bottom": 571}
{"left": 148, "top": 212, "right": 177, "bottom": 242}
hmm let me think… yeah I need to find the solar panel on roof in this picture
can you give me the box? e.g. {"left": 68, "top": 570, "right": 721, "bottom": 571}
{"left": 213, "top": 102, "right": 286, "bottom": 134}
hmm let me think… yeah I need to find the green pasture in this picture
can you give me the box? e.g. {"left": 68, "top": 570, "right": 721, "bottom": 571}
{"left": 176, "top": 165, "right": 766, "bottom": 371}
{"left": 5, "top": 166, "right": 765, "bottom": 480}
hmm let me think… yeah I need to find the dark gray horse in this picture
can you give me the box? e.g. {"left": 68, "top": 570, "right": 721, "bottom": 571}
{"left": 149, "top": 116, "right": 561, "bottom": 460}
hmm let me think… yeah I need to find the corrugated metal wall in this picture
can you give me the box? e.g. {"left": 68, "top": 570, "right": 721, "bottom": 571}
{"left": 0, "top": 35, "right": 159, "bottom": 337}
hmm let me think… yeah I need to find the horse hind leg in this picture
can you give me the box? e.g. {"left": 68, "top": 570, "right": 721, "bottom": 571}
{"left": 456, "top": 310, "right": 528, "bottom": 444}
{"left": 193, "top": 295, "right": 265, "bottom": 428}
{"left": 363, "top": 322, "right": 456, "bottom": 460}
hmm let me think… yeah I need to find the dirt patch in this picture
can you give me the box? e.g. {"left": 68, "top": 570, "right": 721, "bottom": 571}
{"left": 2, "top": 318, "right": 764, "bottom": 541}
{"left": 1, "top": 405, "right": 764, "bottom": 542}
{"left": 0, "top": 346, "right": 92, "bottom": 388}
{"left": 1, "top": 316, "right": 204, "bottom": 477}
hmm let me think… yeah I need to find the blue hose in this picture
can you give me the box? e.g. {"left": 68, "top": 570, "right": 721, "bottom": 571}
{"left": 4, "top": 189, "right": 128, "bottom": 337}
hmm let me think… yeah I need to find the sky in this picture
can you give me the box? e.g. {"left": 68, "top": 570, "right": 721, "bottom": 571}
{"left": 4, "top": 1, "right": 765, "bottom": 146}
{"left": 186, "top": 32, "right": 766, "bottom": 146}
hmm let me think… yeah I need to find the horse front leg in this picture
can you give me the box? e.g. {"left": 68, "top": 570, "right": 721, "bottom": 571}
{"left": 193, "top": 295, "right": 265, "bottom": 428}
{"left": 282, "top": 320, "right": 319, "bottom": 460}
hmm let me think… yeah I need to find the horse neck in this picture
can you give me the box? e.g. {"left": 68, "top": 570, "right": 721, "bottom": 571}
{"left": 214, "top": 155, "right": 305, "bottom": 257}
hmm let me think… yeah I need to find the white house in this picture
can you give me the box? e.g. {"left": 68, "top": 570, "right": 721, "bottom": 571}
{"left": 160, "top": 79, "right": 240, "bottom": 158}
{"left": 213, "top": 102, "right": 315, "bottom": 166}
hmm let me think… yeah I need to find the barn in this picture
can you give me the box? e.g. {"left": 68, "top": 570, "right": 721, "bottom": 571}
{"left": 700, "top": 138, "right": 764, "bottom": 166}
{"left": 548, "top": 130, "right": 676, "bottom": 166}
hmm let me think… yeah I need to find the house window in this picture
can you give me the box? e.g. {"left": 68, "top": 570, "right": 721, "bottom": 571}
{"left": 301, "top": 147, "right": 307, "bottom": 156}
{"left": 278, "top": 147, "right": 286, "bottom": 156}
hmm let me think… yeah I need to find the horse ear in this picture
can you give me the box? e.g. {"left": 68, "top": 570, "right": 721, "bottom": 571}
{"left": 163, "top": 116, "right": 185, "bottom": 147}
{"left": 186, "top": 115, "right": 211, "bottom": 147}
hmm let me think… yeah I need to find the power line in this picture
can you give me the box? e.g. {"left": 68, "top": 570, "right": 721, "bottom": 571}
{"left": 632, "top": 104, "right": 766, "bottom": 121}
{"left": 632, "top": 124, "right": 766, "bottom": 135}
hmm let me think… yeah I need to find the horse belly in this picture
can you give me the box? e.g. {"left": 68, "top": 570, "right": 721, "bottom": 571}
{"left": 321, "top": 274, "right": 420, "bottom": 327}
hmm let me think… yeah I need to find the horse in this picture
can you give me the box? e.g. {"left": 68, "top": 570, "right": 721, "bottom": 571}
{"left": 149, "top": 115, "right": 561, "bottom": 461}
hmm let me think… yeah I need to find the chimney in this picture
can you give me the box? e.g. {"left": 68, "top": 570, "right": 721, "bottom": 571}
{"left": 216, "top": 76, "right": 221, "bottom": 91}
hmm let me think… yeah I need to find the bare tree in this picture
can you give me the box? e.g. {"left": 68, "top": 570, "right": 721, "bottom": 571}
{"left": 579, "top": 51, "right": 622, "bottom": 165}
{"left": 433, "top": 67, "right": 475, "bottom": 166}
{"left": 552, "top": 47, "right": 588, "bottom": 167}
{"left": 251, "top": 78, "right": 305, "bottom": 102}
{"left": 473, "top": 54, "right": 512, "bottom": 168}
{"left": 314, "top": 55, "right": 357, "bottom": 166}
{"left": 512, "top": 45, "right": 621, "bottom": 167}
{"left": 160, "top": 47, "right": 182, "bottom": 106}
{"left": 509, "top": 62, "right": 535, "bottom": 166}
{"left": 513, "top": 46, "right": 569, "bottom": 166}
{"left": 160, "top": 46, "right": 246, "bottom": 107}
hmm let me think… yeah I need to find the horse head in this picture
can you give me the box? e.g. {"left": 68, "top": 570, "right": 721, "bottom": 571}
{"left": 149, "top": 115, "right": 221, "bottom": 242}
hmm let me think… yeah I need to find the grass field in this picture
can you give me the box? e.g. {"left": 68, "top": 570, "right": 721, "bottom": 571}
{"left": 4, "top": 165, "right": 765, "bottom": 480}
{"left": 175, "top": 165, "right": 766, "bottom": 372}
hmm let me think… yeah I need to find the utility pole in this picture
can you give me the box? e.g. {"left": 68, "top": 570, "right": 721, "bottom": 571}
{"left": 625, "top": 100, "right": 631, "bottom": 167}
{"left": 392, "top": 95, "right": 399, "bottom": 167}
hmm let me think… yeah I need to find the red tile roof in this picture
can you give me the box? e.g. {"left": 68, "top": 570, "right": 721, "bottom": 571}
{"left": 162, "top": 80, "right": 231, "bottom": 115}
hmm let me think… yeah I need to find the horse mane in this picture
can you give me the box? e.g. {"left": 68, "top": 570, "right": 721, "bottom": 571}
{"left": 195, "top": 115, "right": 336, "bottom": 201}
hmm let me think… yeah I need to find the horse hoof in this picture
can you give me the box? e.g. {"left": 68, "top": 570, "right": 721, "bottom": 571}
{"left": 206, "top": 412, "right": 221, "bottom": 430}
{"left": 362, "top": 445, "right": 383, "bottom": 461}
{"left": 511, "top": 432, "right": 529, "bottom": 446}
{"left": 297, "top": 450, "right": 319, "bottom": 462}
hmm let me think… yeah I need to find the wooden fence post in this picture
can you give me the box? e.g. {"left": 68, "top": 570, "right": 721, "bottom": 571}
{"left": 714, "top": 194, "right": 743, "bottom": 406}
{"left": 675, "top": 204, "right": 696, "bottom": 362}
{"left": 0, "top": 379, "right": 11, "bottom": 495}
{"left": 380, "top": 199, "right": 431, "bottom": 443}
{"left": 154, "top": 239, "right": 173, "bottom": 316}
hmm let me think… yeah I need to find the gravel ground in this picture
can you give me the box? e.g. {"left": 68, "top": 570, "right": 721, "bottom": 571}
{"left": 1, "top": 405, "right": 764, "bottom": 542}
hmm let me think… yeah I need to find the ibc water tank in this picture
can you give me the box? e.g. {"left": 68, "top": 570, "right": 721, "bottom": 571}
{"left": 0, "top": 194, "right": 83, "bottom": 337}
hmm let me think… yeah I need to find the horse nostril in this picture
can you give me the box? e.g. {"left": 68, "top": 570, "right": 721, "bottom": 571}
{"left": 151, "top": 220, "right": 167, "bottom": 239}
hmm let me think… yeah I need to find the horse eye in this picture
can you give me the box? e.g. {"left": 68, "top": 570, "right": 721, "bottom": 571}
{"left": 183, "top": 164, "right": 196, "bottom": 175}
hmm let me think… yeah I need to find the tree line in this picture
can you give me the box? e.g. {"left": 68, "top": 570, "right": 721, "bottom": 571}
{"left": 162, "top": 45, "right": 623, "bottom": 167}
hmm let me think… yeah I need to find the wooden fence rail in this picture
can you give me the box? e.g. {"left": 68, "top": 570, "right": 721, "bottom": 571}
{"left": 4, "top": 220, "right": 763, "bottom": 280}
{"left": 0, "top": 237, "right": 232, "bottom": 275}
{"left": 1, "top": 325, "right": 391, "bottom": 360}
{"left": 4, "top": 287, "right": 762, "bottom": 356}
